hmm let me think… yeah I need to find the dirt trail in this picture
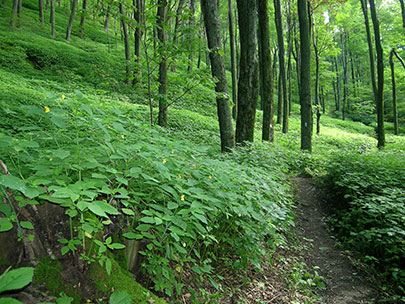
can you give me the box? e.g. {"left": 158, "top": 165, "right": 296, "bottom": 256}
{"left": 294, "top": 177, "right": 380, "bottom": 304}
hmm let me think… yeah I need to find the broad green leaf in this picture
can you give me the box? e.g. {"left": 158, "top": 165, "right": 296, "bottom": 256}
{"left": 0, "top": 202, "right": 11, "bottom": 217}
{"left": 122, "top": 232, "right": 143, "bottom": 240}
{"left": 193, "top": 213, "right": 207, "bottom": 224}
{"left": 109, "top": 243, "right": 125, "bottom": 250}
{"left": 0, "top": 267, "right": 34, "bottom": 293}
{"left": 0, "top": 218, "right": 13, "bottom": 232}
{"left": 121, "top": 208, "right": 134, "bottom": 216}
{"left": 105, "top": 258, "right": 112, "bottom": 276}
{"left": 0, "top": 298, "right": 23, "bottom": 304}
{"left": 109, "top": 291, "right": 132, "bottom": 304}
{"left": 50, "top": 115, "right": 66, "bottom": 128}
{"left": 136, "top": 224, "right": 151, "bottom": 232}
{"left": 168, "top": 202, "right": 178, "bottom": 210}
{"left": 54, "top": 149, "right": 70, "bottom": 160}
{"left": 20, "top": 221, "right": 34, "bottom": 230}
{"left": 139, "top": 217, "right": 155, "bottom": 224}
{"left": 0, "top": 175, "right": 26, "bottom": 193}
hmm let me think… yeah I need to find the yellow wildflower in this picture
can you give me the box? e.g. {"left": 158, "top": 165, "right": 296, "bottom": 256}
{"left": 44, "top": 106, "right": 50, "bottom": 113}
{"left": 178, "top": 174, "right": 182, "bottom": 179}
{"left": 171, "top": 149, "right": 174, "bottom": 154}
{"left": 180, "top": 195, "right": 185, "bottom": 201}
{"left": 121, "top": 134, "right": 125, "bottom": 139}
{"left": 162, "top": 159, "right": 167, "bottom": 164}
{"left": 208, "top": 175, "right": 212, "bottom": 179}
{"left": 49, "top": 157, "right": 53, "bottom": 161}
{"left": 61, "top": 95, "right": 66, "bottom": 100}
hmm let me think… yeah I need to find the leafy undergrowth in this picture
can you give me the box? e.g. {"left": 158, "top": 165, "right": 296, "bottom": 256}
{"left": 323, "top": 151, "right": 405, "bottom": 300}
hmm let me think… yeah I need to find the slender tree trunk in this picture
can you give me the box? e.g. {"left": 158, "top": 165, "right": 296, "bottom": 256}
{"left": 341, "top": 33, "right": 348, "bottom": 120}
{"left": 201, "top": 0, "right": 235, "bottom": 152}
{"left": 389, "top": 49, "right": 398, "bottom": 135}
{"left": 50, "top": 0, "right": 55, "bottom": 38}
{"left": 157, "top": 0, "right": 168, "bottom": 127}
{"left": 133, "top": 0, "right": 143, "bottom": 84}
{"left": 119, "top": 3, "right": 131, "bottom": 84}
{"left": 311, "top": 9, "right": 320, "bottom": 134}
{"left": 274, "top": 0, "right": 288, "bottom": 133}
{"left": 235, "top": 0, "right": 259, "bottom": 144}
{"left": 276, "top": 71, "right": 283, "bottom": 124}
{"left": 399, "top": 0, "right": 405, "bottom": 28}
{"left": 170, "top": 0, "right": 186, "bottom": 72}
{"left": 11, "top": 0, "right": 18, "bottom": 27}
{"left": 293, "top": 17, "right": 301, "bottom": 94}
{"left": 258, "top": 0, "right": 274, "bottom": 142}
{"left": 17, "top": 0, "right": 21, "bottom": 19}
{"left": 188, "top": 0, "right": 196, "bottom": 72}
{"left": 46, "top": 0, "right": 48, "bottom": 10}
{"left": 66, "top": 0, "right": 77, "bottom": 41}
{"left": 369, "top": 0, "right": 385, "bottom": 148}
{"left": 321, "top": 86, "right": 325, "bottom": 114}
{"left": 298, "top": 0, "right": 312, "bottom": 152}
{"left": 334, "top": 56, "right": 341, "bottom": 112}
{"left": 104, "top": 8, "right": 110, "bottom": 32}
{"left": 228, "top": 0, "right": 238, "bottom": 120}
{"left": 350, "top": 52, "right": 357, "bottom": 97}
{"left": 287, "top": 0, "right": 293, "bottom": 116}
{"left": 360, "top": 0, "right": 377, "bottom": 97}
{"left": 79, "top": 0, "right": 87, "bottom": 38}
{"left": 39, "top": 0, "right": 44, "bottom": 23}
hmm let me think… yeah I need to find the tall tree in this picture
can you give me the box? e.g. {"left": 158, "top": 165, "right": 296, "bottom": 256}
{"left": 187, "top": 0, "right": 196, "bottom": 72}
{"left": 274, "top": 0, "right": 288, "bottom": 133}
{"left": 399, "top": 0, "right": 405, "bottom": 28}
{"left": 66, "top": 0, "right": 78, "bottom": 41}
{"left": 79, "top": 0, "right": 87, "bottom": 38}
{"left": 39, "top": 0, "right": 44, "bottom": 23}
{"left": 235, "top": 0, "right": 259, "bottom": 144}
{"left": 50, "top": 0, "right": 55, "bottom": 38}
{"left": 228, "top": 0, "right": 238, "bottom": 120}
{"left": 119, "top": 2, "right": 131, "bottom": 84}
{"left": 298, "top": 0, "right": 312, "bottom": 152}
{"left": 368, "top": 0, "right": 385, "bottom": 148}
{"left": 157, "top": 0, "right": 168, "bottom": 127}
{"left": 201, "top": 0, "right": 235, "bottom": 152}
{"left": 10, "top": 0, "right": 18, "bottom": 27}
{"left": 258, "top": 0, "right": 274, "bottom": 142}
{"left": 389, "top": 49, "right": 398, "bottom": 135}
{"left": 133, "top": 0, "right": 143, "bottom": 84}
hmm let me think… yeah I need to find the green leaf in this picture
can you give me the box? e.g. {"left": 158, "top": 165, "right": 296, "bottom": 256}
{"left": 0, "top": 267, "right": 34, "bottom": 293}
{"left": 109, "top": 243, "right": 126, "bottom": 250}
{"left": 122, "top": 232, "right": 143, "bottom": 240}
{"left": 20, "top": 221, "right": 34, "bottom": 230}
{"left": 0, "top": 175, "right": 26, "bottom": 193}
{"left": 54, "top": 149, "right": 70, "bottom": 160}
{"left": 0, "top": 218, "right": 13, "bottom": 232}
{"left": 121, "top": 208, "right": 134, "bottom": 216}
{"left": 168, "top": 202, "right": 178, "bottom": 210}
{"left": 139, "top": 217, "right": 155, "bottom": 224}
{"left": 50, "top": 115, "right": 66, "bottom": 128}
{"left": 105, "top": 258, "right": 112, "bottom": 276}
{"left": 136, "top": 224, "right": 151, "bottom": 232}
{"left": 193, "top": 213, "right": 207, "bottom": 224}
{"left": 0, "top": 298, "right": 24, "bottom": 304}
{"left": 109, "top": 291, "right": 132, "bottom": 304}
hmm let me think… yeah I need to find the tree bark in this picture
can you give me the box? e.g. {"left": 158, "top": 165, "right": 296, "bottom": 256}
{"left": 157, "top": 0, "right": 168, "bottom": 127}
{"left": 39, "top": 0, "right": 44, "bottom": 23}
{"left": 274, "top": 0, "right": 288, "bottom": 133}
{"left": 11, "top": 0, "right": 18, "bottom": 27}
{"left": 286, "top": 0, "right": 293, "bottom": 116}
{"left": 258, "top": 0, "right": 274, "bottom": 142}
{"left": 235, "top": 0, "right": 259, "bottom": 144}
{"left": 119, "top": 3, "right": 131, "bottom": 84}
{"left": 311, "top": 8, "right": 320, "bottom": 134}
{"left": 66, "top": 0, "right": 77, "bottom": 41}
{"left": 368, "top": 0, "right": 385, "bottom": 148}
{"left": 50, "top": 0, "right": 55, "bottom": 39}
{"left": 228, "top": 0, "right": 238, "bottom": 120}
{"left": 334, "top": 56, "right": 341, "bottom": 112}
{"left": 80, "top": 0, "right": 87, "bottom": 38}
{"left": 133, "top": 0, "right": 143, "bottom": 84}
{"left": 399, "top": 0, "right": 405, "bottom": 28}
{"left": 341, "top": 33, "right": 348, "bottom": 120}
{"left": 201, "top": 0, "right": 235, "bottom": 152}
{"left": 389, "top": 49, "right": 398, "bottom": 135}
{"left": 298, "top": 0, "right": 312, "bottom": 152}
{"left": 187, "top": 0, "right": 196, "bottom": 72}
{"left": 276, "top": 71, "right": 282, "bottom": 124}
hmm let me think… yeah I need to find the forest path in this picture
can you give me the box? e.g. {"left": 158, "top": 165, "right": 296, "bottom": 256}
{"left": 293, "top": 177, "right": 380, "bottom": 304}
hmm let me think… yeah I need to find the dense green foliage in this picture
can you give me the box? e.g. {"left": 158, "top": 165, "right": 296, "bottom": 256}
{"left": 324, "top": 152, "right": 405, "bottom": 296}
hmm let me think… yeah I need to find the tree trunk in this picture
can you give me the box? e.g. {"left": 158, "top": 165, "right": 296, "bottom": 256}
{"left": 104, "top": 8, "right": 110, "bottom": 32}
{"left": 389, "top": 49, "right": 398, "bottom": 135}
{"left": 334, "top": 56, "right": 341, "bottom": 112}
{"left": 201, "top": 0, "right": 235, "bottom": 152}
{"left": 399, "top": 0, "right": 405, "bottom": 28}
{"left": 187, "top": 0, "right": 196, "bottom": 72}
{"left": 298, "top": 0, "right": 312, "bottom": 152}
{"left": 235, "top": 0, "right": 259, "bottom": 144}
{"left": 50, "top": 0, "right": 55, "bottom": 39}
{"left": 80, "top": 0, "right": 87, "bottom": 39}
{"left": 311, "top": 8, "right": 320, "bottom": 134}
{"left": 274, "top": 0, "right": 288, "bottom": 133}
{"left": 228, "top": 0, "right": 238, "bottom": 120}
{"left": 350, "top": 52, "right": 356, "bottom": 97}
{"left": 286, "top": 0, "right": 293, "bottom": 116}
{"left": 276, "top": 71, "right": 282, "bottom": 124}
{"left": 17, "top": 0, "right": 21, "bottom": 19}
{"left": 170, "top": 0, "right": 186, "bottom": 72}
{"left": 258, "top": 0, "right": 274, "bottom": 142}
{"left": 66, "top": 0, "right": 77, "bottom": 41}
{"left": 39, "top": 0, "right": 44, "bottom": 23}
{"left": 119, "top": 3, "right": 131, "bottom": 84}
{"left": 341, "top": 33, "right": 348, "bottom": 120}
{"left": 360, "top": 0, "right": 377, "bottom": 97}
{"left": 133, "top": 0, "right": 143, "bottom": 84}
{"left": 157, "top": 0, "right": 168, "bottom": 127}
{"left": 11, "top": 0, "right": 18, "bottom": 27}
{"left": 368, "top": 0, "right": 385, "bottom": 148}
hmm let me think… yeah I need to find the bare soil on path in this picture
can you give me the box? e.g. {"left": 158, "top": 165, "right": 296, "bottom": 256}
{"left": 293, "top": 177, "right": 382, "bottom": 304}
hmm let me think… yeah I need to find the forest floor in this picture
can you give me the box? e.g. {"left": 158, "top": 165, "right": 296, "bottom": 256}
{"left": 293, "top": 177, "right": 382, "bottom": 304}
